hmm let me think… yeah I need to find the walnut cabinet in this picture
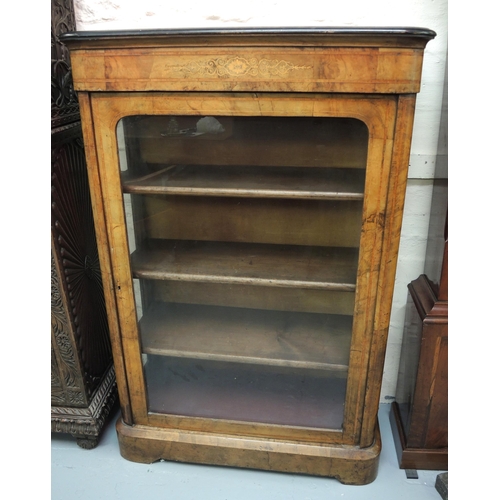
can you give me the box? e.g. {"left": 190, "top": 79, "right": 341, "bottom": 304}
{"left": 63, "top": 27, "right": 435, "bottom": 484}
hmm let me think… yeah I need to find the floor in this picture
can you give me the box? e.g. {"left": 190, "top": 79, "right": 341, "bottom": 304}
{"left": 51, "top": 403, "right": 446, "bottom": 500}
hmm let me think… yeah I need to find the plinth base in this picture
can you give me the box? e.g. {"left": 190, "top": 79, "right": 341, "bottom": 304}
{"left": 116, "top": 417, "right": 381, "bottom": 485}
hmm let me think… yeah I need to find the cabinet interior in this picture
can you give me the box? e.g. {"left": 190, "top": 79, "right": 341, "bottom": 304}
{"left": 118, "top": 114, "right": 368, "bottom": 430}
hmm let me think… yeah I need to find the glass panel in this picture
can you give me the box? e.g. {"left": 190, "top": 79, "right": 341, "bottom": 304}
{"left": 118, "top": 115, "right": 368, "bottom": 430}
{"left": 145, "top": 356, "right": 347, "bottom": 429}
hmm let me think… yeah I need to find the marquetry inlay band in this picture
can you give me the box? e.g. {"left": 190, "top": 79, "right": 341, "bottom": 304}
{"left": 173, "top": 56, "right": 312, "bottom": 78}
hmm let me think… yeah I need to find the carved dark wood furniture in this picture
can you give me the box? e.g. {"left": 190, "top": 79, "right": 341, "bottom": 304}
{"left": 51, "top": 0, "right": 117, "bottom": 449}
{"left": 390, "top": 185, "right": 448, "bottom": 470}
{"left": 63, "top": 27, "right": 435, "bottom": 480}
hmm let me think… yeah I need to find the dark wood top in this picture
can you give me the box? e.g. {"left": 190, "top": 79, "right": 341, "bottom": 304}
{"left": 60, "top": 26, "right": 436, "bottom": 49}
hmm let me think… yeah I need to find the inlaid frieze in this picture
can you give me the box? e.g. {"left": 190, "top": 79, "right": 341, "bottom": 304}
{"left": 174, "top": 56, "right": 312, "bottom": 78}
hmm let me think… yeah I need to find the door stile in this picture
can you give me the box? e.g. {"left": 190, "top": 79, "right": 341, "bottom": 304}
{"left": 77, "top": 92, "right": 134, "bottom": 424}
{"left": 89, "top": 95, "right": 149, "bottom": 423}
{"left": 358, "top": 95, "right": 418, "bottom": 448}
{"left": 341, "top": 99, "right": 398, "bottom": 445}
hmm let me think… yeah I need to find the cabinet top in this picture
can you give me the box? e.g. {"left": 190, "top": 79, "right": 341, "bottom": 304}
{"left": 63, "top": 27, "right": 436, "bottom": 94}
{"left": 61, "top": 27, "right": 436, "bottom": 49}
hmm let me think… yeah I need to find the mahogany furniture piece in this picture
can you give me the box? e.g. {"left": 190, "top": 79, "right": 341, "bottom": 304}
{"left": 390, "top": 195, "right": 448, "bottom": 470}
{"left": 51, "top": 0, "right": 117, "bottom": 449}
{"left": 63, "top": 27, "right": 435, "bottom": 482}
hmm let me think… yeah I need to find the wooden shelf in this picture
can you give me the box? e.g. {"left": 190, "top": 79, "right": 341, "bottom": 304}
{"left": 131, "top": 240, "right": 358, "bottom": 291}
{"left": 122, "top": 165, "right": 365, "bottom": 200}
{"left": 145, "top": 355, "right": 347, "bottom": 429}
{"left": 140, "top": 302, "right": 352, "bottom": 371}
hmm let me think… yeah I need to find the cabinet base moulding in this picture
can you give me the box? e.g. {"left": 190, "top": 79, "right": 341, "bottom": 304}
{"left": 116, "top": 417, "right": 381, "bottom": 485}
{"left": 390, "top": 402, "right": 448, "bottom": 471}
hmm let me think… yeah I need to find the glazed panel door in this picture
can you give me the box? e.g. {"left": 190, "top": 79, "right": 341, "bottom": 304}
{"left": 90, "top": 92, "right": 397, "bottom": 445}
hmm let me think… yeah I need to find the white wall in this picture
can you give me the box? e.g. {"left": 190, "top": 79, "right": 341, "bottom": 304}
{"left": 73, "top": 0, "right": 448, "bottom": 401}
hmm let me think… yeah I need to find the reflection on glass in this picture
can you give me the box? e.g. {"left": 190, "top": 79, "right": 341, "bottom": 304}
{"left": 118, "top": 115, "right": 368, "bottom": 429}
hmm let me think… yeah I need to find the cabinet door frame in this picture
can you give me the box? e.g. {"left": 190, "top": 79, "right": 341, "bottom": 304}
{"left": 83, "top": 90, "right": 404, "bottom": 447}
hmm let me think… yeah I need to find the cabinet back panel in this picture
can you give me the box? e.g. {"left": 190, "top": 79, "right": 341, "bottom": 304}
{"left": 124, "top": 116, "right": 368, "bottom": 170}
{"left": 139, "top": 195, "right": 363, "bottom": 248}
{"left": 150, "top": 280, "right": 355, "bottom": 316}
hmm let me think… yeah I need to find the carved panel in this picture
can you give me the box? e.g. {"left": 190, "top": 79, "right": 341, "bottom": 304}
{"left": 51, "top": 123, "right": 112, "bottom": 403}
{"left": 51, "top": 121, "right": 117, "bottom": 443}
{"left": 51, "top": 342, "right": 66, "bottom": 405}
{"left": 51, "top": 0, "right": 79, "bottom": 127}
{"left": 51, "top": 249, "right": 86, "bottom": 406}
{"left": 51, "top": 365, "right": 117, "bottom": 439}
{"left": 51, "top": 0, "right": 116, "bottom": 446}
